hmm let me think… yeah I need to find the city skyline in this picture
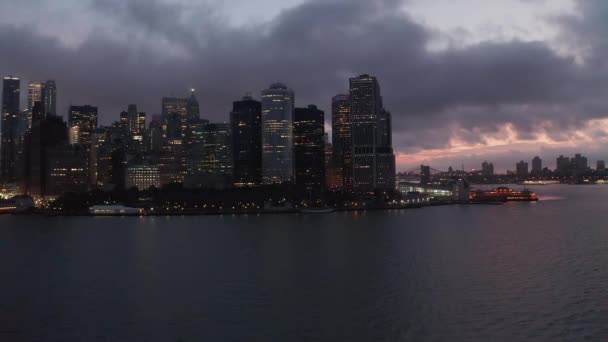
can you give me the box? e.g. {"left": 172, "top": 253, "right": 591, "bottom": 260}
{"left": 1, "top": 0, "right": 607, "bottom": 171}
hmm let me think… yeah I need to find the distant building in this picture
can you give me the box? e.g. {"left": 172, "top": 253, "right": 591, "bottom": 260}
{"left": 324, "top": 142, "right": 342, "bottom": 189}
{"left": 187, "top": 118, "right": 207, "bottom": 175}
{"left": 231, "top": 95, "right": 262, "bottom": 187}
{"left": 556, "top": 155, "right": 570, "bottom": 176}
{"left": 350, "top": 74, "right": 395, "bottom": 191}
{"left": 68, "top": 105, "right": 98, "bottom": 149}
{"left": 159, "top": 139, "right": 186, "bottom": 186}
{"left": 202, "top": 123, "right": 233, "bottom": 180}
{"left": 516, "top": 161, "right": 529, "bottom": 180}
{"left": 331, "top": 94, "right": 352, "bottom": 189}
{"left": 126, "top": 163, "right": 160, "bottom": 190}
{"left": 597, "top": 160, "right": 605, "bottom": 171}
{"left": 24, "top": 114, "right": 69, "bottom": 198}
{"left": 162, "top": 96, "right": 188, "bottom": 141}
{"left": 89, "top": 127, "right": 108, "bottom": 186}
{"left": 532, "top": 156, "right": 542, "bottom": 175}
{"left": 46, "top": 145, "right": 89, "bottom": 196}
{"left": 261, "top": 83, "right": 294, "bottom": 184}
{"left": 147, "top": 116, "right": 163, "bottom": 154}
{"left": 420, "top": 165, "right": 431, "bottom": 185}
{"left": 481, "top": 161, "right": 494, "bottom": 177}
{"left": 294, "top": 105, "right": 325, "bottom": 195}
{"left": 1, "top": 76, "right": 21, "bottom": 184}
{"left": 571, "top": 153, "right": 588, "bottom": 176}
{"left": 43, "top": 80, "right": 57, "bottom": 116}
{"left": 124, "top": 104, "right": 146, "bottom": 152}
{"left": 27, "top": 82, "right": 45, "bottom": 129}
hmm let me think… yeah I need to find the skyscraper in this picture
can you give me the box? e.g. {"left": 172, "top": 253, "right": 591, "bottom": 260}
{"left": 201, "top": 123, "right": 232, "bottom": 176}
{"left": 27, "top": 82, "right": 45, "bottom": 129}
{"left": 123, "top": 104, "right": 146, "bottom": 152}
{"left": 162, "top": 96, "right": 190, "bottom": 141}
{"left": 375, "top": 109, "right": 396, "bottom": 190}
{"left": 24, "top": 114, "right": 68, "bottom": 197}
{"left": 481, "top": 161, "right": 494, "bottom": 177}
{"left": 68, "top": 105, "right": 98, "bottom": 148}
{"left": 516, "top": 161, "right": 529, "bottom": 180}
{"left": 349, "top": 74, "right": 395, "bottom": 191}
{"left": 294, "top": 105, "right": 325, "bottom": 194}
{"left": 230, "top": 95, "right": 262, "bottom": 187}
{"left": 187, "top": 89, "right": 200, "bottom": 123}
{"left": 331, "top": 94, "right": 352, "bottom": 189}
{"left": 1, "top": 76, "right": 21, "bottom": 183}
{"left": 556, "top": 155, "right": 570, "bottom": 176}
{"left": 261, "top": 83, "right": 294, "bottom": 184}
{"left": 43, "top": 80, "right": 57, "bottom": 116}
{"left": 532, "top": 156, "right": 542, "bottom": 175}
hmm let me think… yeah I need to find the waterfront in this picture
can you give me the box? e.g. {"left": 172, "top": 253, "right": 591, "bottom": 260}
{"left": 1, "top": 185, "right": 607, "bottom": 341}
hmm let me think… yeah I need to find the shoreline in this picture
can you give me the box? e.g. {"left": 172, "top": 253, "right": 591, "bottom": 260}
{"left": 6, "top": 201, "right": 462, "bottom": 217}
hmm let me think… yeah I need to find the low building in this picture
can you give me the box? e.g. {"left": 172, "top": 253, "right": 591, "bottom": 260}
{"left": 46, "top": 145, "right": 89, "bottom": 196}
{"left": 126, "top": 164, "right": 160, "bottom": 190}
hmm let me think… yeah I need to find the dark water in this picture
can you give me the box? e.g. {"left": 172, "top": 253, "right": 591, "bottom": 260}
{"left": 1, "top": 185, "right": 607, "bottom": 341}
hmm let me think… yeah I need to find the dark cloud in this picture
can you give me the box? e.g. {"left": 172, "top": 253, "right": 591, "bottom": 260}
{"left": 1, "top": 0, "right": 607, "bottom": 170}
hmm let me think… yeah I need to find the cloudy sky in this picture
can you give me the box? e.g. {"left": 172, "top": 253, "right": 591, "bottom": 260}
{"left": 1, "top": 0, "right": 607, "bottom": 172}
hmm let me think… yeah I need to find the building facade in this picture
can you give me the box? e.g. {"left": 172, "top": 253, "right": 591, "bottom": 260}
{"left": 126, "top": 163, "right": 161, "bottom": 190}
{"left": 349, "top": 74, "right": 395, "bottom": 192}
{"left": 261, "top": 83, "right": 294, "bottom": 184}
{"left": 68, "top": 105, "right": 98, "bottom": 149}
{"left": 230, "top": 95, "right": 262, "bottom": 187}
{"left": 294, "top": 105, "right": 325, "bottom": 194}
{"left": 1, "top": 76, "right": 21, "bottom": 184}
{"left": 331, "top": 94, "right": 352, "bottom": 190}
{"left": 516, "top": 161, "right": 529, "bottom": 180}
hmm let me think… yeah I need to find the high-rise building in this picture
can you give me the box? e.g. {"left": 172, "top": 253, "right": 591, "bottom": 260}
{"left": 420, "top": 165, "right": 431, "bottom": 185}
{"left": 24, "top": 114, "right": 68, "bottom": 197}
{"left": 162, "top": 96, "right": 190, "bottom": 141}
{"left": 556, "top": 155, "right": 570, "bottom": 175}
{"left": 481, "top": 161, "right": 494, "bottom": 177}
{"left": 261, "top": 83, "right": 294, "bottom": 184}
{"left": 202, "top": 123, "right": 233, "bottom": 178}
{"left": 159, "top": 139, "right": 186, "bottom": 186}
{"left": 27, "top": 82, "right": 45, "bottom": 129}
{"left": 147, "top": 116, "right": 163, "bottom": 155}
{"left": 331, "top": 94, "right": 352, "bottom": 189}
{"left": 187, "top": 118, "right": 208, "bottom": 175}
{"left": 68, "top": 105, "right": 98, "bottom": 148}
{"left": 597, "top": 160, "right": 605, "bottom": 171}
{"left": 122, "top": 104, "right": 146, "bottom": 153}
{"left": 532, "top": 156, "right": 542, "bottom": 175}
{"left": 324, "top": 142, "right": 342, "bottom": 189}
{"left": 43, "top": 80, "right": 57, "bottom": 116}
{"left": 375, "top": 109, "right": 396, "bottom": 190}
{"left": 571, "top": 153, "right": 588, "bottom": 176}
{"left": 294, "top": 105, "right": 325, "bottom": 194}
{"left": 187, "top": 89, "right": 200, "bottom": 123}
{"left": 46, "top": 145, "right": 89, "bottom": 196}
{"left": 516, "top": 161, "right": 529, "bottom": 180}
{"left": 349, "top": 74, "right": 395, "bottom": 191}
{"left": 1, "top": 76, "right": 21, "bottom": 184}
{"left": 230, "top": 95, "right": 262, "bottom": 187}
{"left": 89, "top": 127, "right": 108, "bottom": 186}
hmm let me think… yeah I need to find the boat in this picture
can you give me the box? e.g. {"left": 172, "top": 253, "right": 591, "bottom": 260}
{"left": 469, "top": 187, "right": 538, "bottom": 203}
{"left": 0, "top": 200, "right": 17, "bottom": 215}
{"left": 298, "top": 207, "right": 335, "bottom": 214}
{"left": 521, "top": 180, "right": 560, "bottom": 185}
{"left": 89, "top": 205, "right": 144, "bottom": 216}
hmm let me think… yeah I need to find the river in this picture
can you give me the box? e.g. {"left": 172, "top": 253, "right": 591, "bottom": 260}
{"left": 1, "top": 185, "right": 607, "bottom": 341}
